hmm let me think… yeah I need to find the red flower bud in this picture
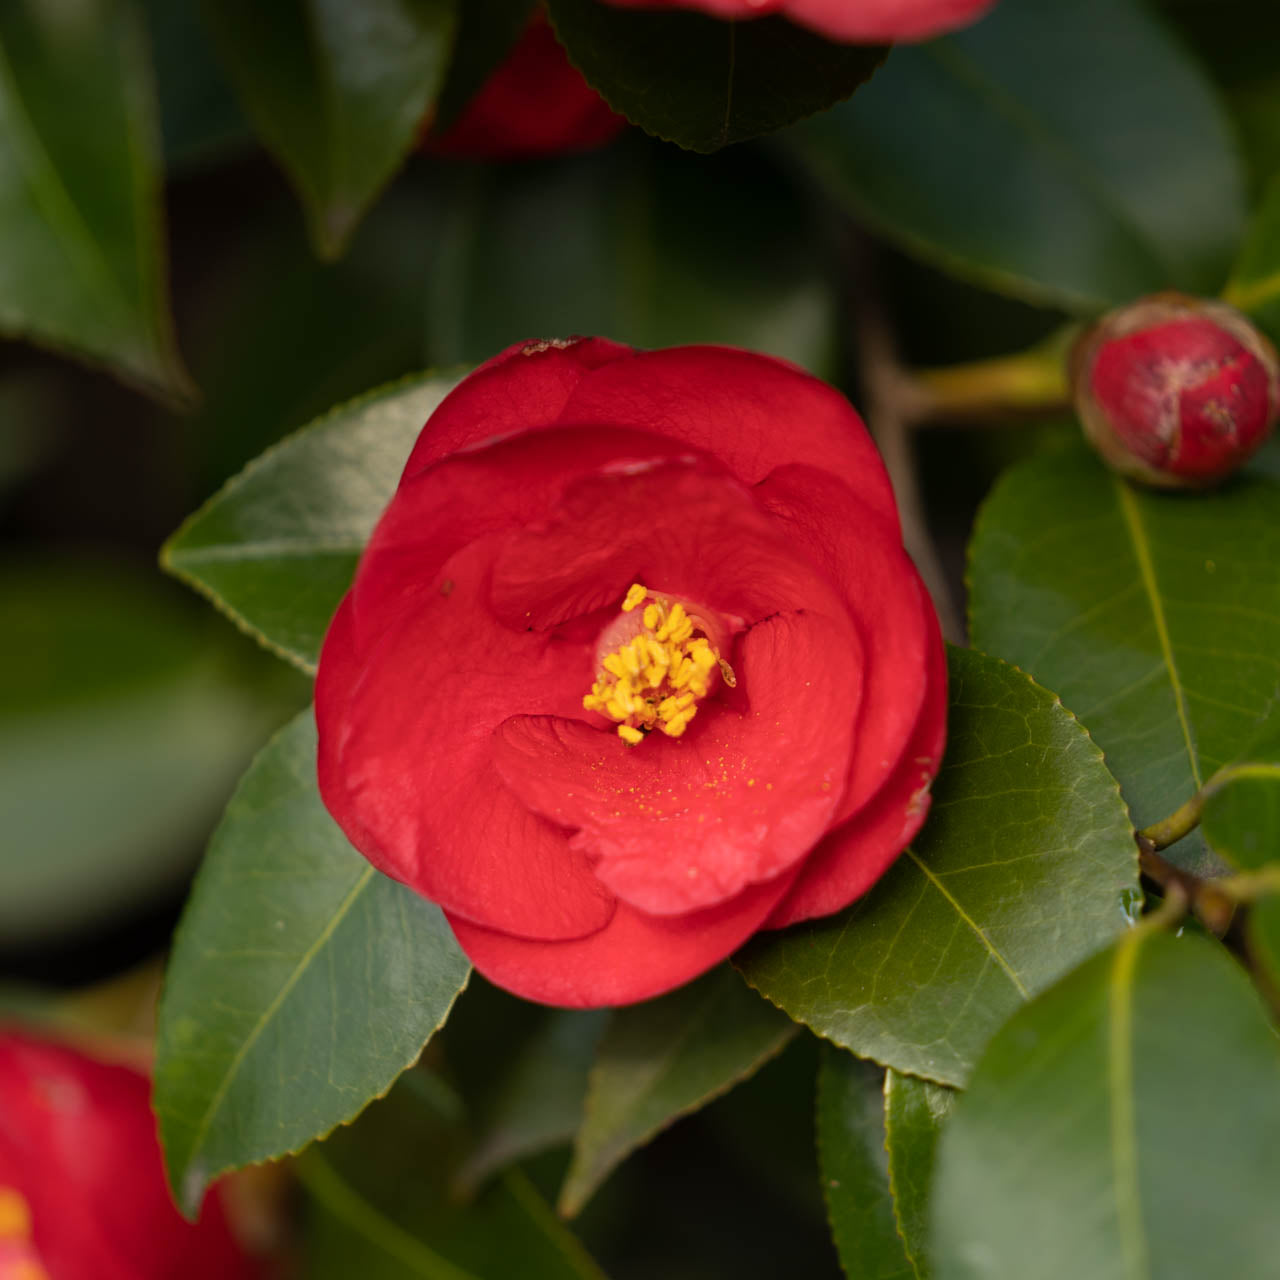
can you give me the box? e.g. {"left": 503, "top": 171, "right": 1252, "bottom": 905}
{"left": 1071, "top": 294, "right": 1280, "bottom": 489}
{"left": 0, "top": 1031, "right": 260, "bottom": 1280}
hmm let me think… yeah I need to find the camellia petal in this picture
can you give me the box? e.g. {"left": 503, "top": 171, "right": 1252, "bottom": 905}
{"left": 597, "top": 0, "right": 997, "bottom": 44}
{"left": 317, "top": 573, "right": 617, "bottom": 941}
{"left": 554, "top": 344, "right": 900, "bottom": 528}
{"left": 403, "top": 337, "right": 631, "bottom": 477}
{"left": 446, "top": 873, "right": 798, "bottom": 1008}
{"left": 495, "top": 610, "right": 859, "bottom": 916}
{"left": 754, "top": 463, "right": 934, "bottom": 824}
{"left": 764, "top": 616, "right": 948, "bottom": 927}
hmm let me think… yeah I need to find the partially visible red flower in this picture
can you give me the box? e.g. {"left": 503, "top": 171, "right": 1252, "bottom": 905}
{"left": 316, "top": 338, "right": 947, "bottom": 1008}
{"left": 427, "top": 11, "right": 625, "bottom": 158}
{"left": 0, "top": 1031, "right": 258, "bottom": 1280}
{"left": 598, "top": 0, "right": 996, "bottom": 44}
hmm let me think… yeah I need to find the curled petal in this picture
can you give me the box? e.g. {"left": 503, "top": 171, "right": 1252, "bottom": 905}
{"left": 555, "top": 345, "right": 899, "bottom": 527}
{"left": 447, "top": 872, "right": 798, "bottom": 1008}
{"left": 495, "top": 610, "right": 859, "bottom": 916}
{"left": 317, "top": 574, "right": 615, "bottom": 941}
{"left": 764, "top": 613, "right": 948, "bottom": 927}
{"left": 755, "top": 463, "right": 938, "bottom": 823}
{"left": 403, "top": 337, "right": 632, "bottom": 478}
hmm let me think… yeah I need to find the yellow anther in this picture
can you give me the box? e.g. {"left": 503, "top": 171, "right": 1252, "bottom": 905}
{"left": 586, "top": 586, "right": 727, "bottom": 746}
{"left": 661, "top": 710, "right": 696, "bottom": 738}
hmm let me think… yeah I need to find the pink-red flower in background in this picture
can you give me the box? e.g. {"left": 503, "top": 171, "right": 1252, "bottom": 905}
{"left": 0, "top": 1031, "right": 257, "bottom": 1280}
{"left": 316, "top": 339, "right": 947, "bottom": 1007}
{"left": 427, "top": 11, "right": 625, "bottom": 158}
{"left": 598, "top": 0, "right": 996, "bottom": 44}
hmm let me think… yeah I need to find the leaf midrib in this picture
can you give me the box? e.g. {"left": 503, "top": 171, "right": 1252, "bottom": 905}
{"left": 174, "top": 864, "right": 376, "bottom": 1207}
{"left": 1114, "top": 480, "right": 1201, "bottom": 788}
{"left": 905, "top": 848, "right": 1030, "bottom": 1000}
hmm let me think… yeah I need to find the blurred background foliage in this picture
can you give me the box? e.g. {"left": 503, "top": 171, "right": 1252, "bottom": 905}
{"left": 2, "top": 0, "right": 1277, "bottom": 1273}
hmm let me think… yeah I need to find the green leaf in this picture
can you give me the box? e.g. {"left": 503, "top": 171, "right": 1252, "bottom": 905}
{"left": 428, "top": 138, "right": 837, "bottom": 375}
{"left": 302, "top": 1068, "right": 607, "bottom": 1280}
{"left": 544, "top": 0, "right": 885, "bottom": 154}
{"left": 931, "top": 929, "right": 1280, "bottom": 1280}
{"left": 453, "top": 1005, "right": 607, "bottom": 1195}
{"left": 1225, "top": 171, "right": 1280, "bottom": 348}
{"left": 884, "top": 1072, "right": 955, "bottom": 1280}
{"left": 0, "top": 556, "right": 290, "bottom": 945}
{"left": 0, "top": 0, "right": 188, "bottom": 397}
{"left": 737, "top": 646, "right": 1138, "bottom": 1087}
{"left": 816, "top": 1048, "right": 916, "bottom": 1280}
{"left": 162, "top": 371, "right": 460, "bottom": 674}
{"left": 154, "top": 710, "right": 471, "bottom": 1217}
{"left": 968, "top": 438, "right": 1280, "bottom": 874}
{"left": 201, "top": 0, "right": 457, "bottom": 258}
{"left": 557, "top": 966, "right": 797, "bottom": 1217}
{"left": 429, "top": 0, "right": 535, "bottom": 134}
{"left": 1201, "top": 713, "right": 1280, "bottom": 870}
{"left": 788, "top": 0, "right": 1244, "bottom": 311}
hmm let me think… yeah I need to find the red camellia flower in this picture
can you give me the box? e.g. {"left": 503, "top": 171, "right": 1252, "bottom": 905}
{"left": 0, "top": 1031, "right": 257, "bottom": 1280}
{"left": 598, "top": 0, "right": 996, "bottom": 44}
{"left": 316, "top": 339, "right": 947, "bottom": 1007}
{"left": 427, "top": 11, "right": 625, "bottom": 158}
{"left": 1071, "top": 293, "right": 1280, "bottom": 489}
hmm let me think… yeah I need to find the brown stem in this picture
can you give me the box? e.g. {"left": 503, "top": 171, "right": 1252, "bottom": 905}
{"left": 846, "top": 239, "right": 963, "bottom": 643}
{"left": 1135, "top": 833, "right": 1237, "bottom": 936}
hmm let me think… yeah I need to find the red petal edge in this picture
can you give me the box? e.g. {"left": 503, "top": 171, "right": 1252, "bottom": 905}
{"left": 446, "top": 870, "right": 799, "bottom": 1008}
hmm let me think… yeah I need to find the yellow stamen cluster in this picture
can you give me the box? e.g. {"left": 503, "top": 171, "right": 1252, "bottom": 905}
{"left": 583, "top": 583, "right": 721, "bottom": 745}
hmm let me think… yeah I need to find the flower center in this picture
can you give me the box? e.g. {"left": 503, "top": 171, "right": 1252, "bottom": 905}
{"left": 582, "top": 582, "right": 733, "bottom": 746}
{"left": 0, "top": 1188, "right": 49, "bottom": 1280}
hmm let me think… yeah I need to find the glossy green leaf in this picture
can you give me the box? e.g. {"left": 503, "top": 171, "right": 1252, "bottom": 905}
{"left": 544, "top": 0, "right": 885, "bottom": 154}
{"left": 816, "top": 1048, "right": 915, "bottom": 1280}
{"left": 737, "top": 646, "right": 1138, "bottom": 1087}
{"left": 202, "top": 0, "right": 457, "bottom": 258}
{"left": 428, "top": 138, "right": 836, "bottom": 375}
{"left": 154, "top": 710, "right": 471, "bottom": 1217}
{"left": 1201, "top": 713, "right": 1280, "bottom": 870}
{"left": 885, "top": 1071, "right": 955, "bottom": 1280}
{"left": 429, "top": 0, "right": 535, "bottom": 134}
{"left": 0, "top": 557, "right": 290, "bottom": 945}
{"left": 788, "top": 0, "right": 1244, "bottom": 311}
{"left": 1225, "top": 171, "right": 1280, "bottom": 348}
{"left": 162, "top": 372, "right": 460, "bottom": 673}
{"left": 558, "top": 966, "right": 797, "bottom": 1217}
{"left": 969, "top": 438, "right": 1280, "bottom": 874}
{"left": 454, "top": 1006, "right": 607, "bottom": 1195}
{"left": 932, "top": 929, "right": 1280, "bottom": 1280}
{"left": 302, "top": 1069, "right": 606, "bottom": 1280}
{"left": 0, "top": 0, "right": 188, "bottom": 397}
